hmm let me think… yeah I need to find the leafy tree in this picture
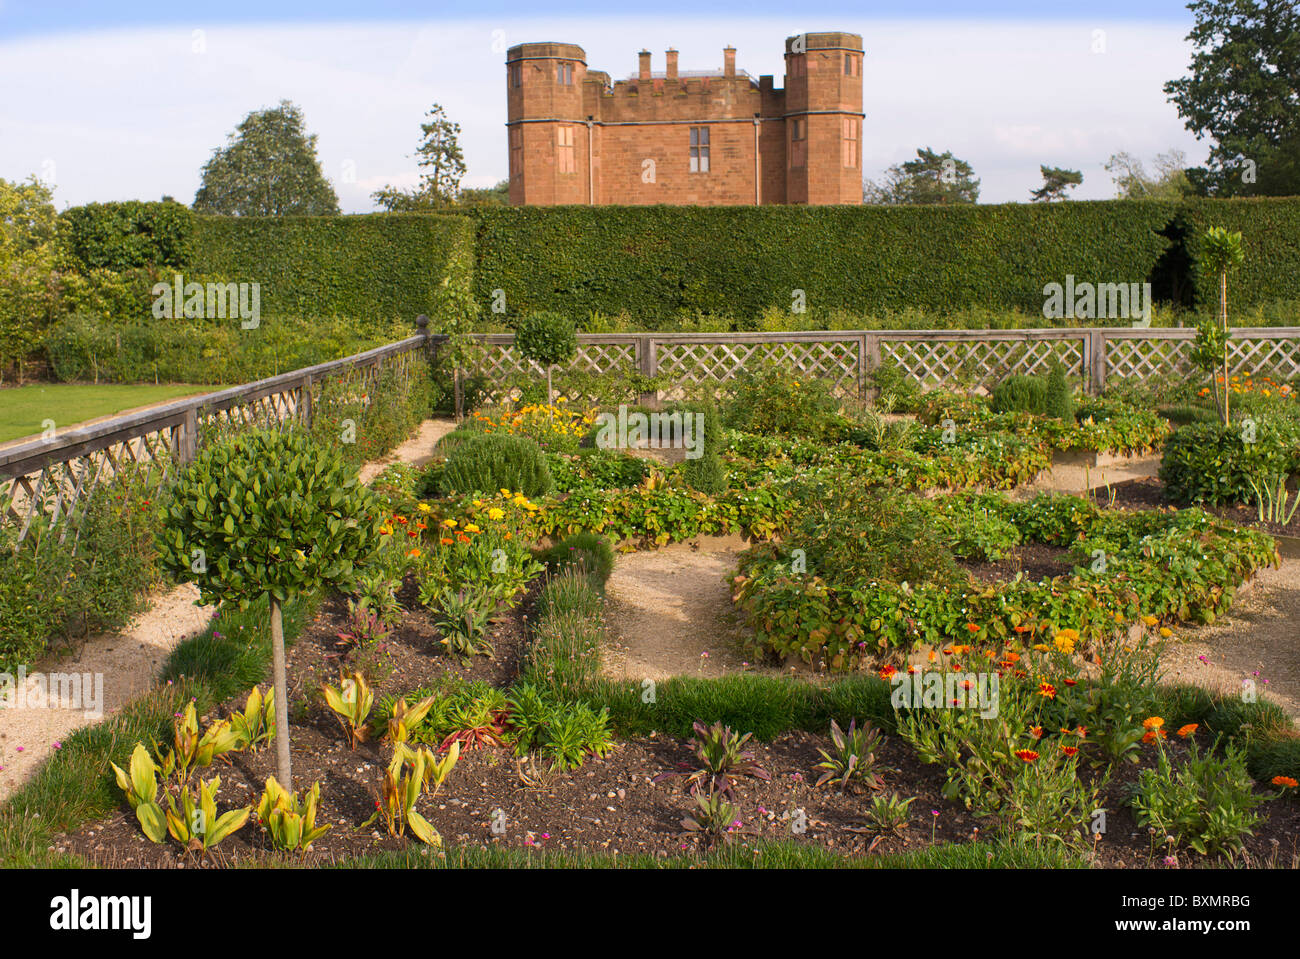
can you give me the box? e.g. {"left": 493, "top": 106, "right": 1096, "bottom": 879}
{"left": 0, "top": 176, "right": 58, "bottom": 383}
{"left": 372, "top": 104, "right": 467, "bottom": 211}
{"left": 1104, "top": 150, "right": 1194, "bottom": 199}
{"left": 457, "top": 180, "right": 510, "bottom": 208}
{"left": 863, "top": 148, "right": 980, "bottom": 205}
{"left": 1030, "top": 165, "right": 1083, "bottom": 202}
{"left": 194, "top": 100, "right": 340, "bottom": 216}
{"left": 1165, "top": 0, "right": 1300, "bottom": 196}
{"left": 158, "top": 429, "right": 383, "bottom": 786}
{"left": 430, "top": 276, "right": 482, "bottom": 419}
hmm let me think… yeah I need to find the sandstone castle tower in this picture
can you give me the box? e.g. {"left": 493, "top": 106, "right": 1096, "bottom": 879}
{"left": 505, "top": 32, "right": 864, "bottom": 205}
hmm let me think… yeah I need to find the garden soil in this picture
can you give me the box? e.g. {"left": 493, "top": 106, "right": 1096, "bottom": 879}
{"left": 0, "top": 417, "right": 458, "bottom": 802}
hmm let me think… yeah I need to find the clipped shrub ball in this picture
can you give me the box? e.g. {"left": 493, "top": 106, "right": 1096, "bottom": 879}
{"left": 538, "top": 532, "right": 616, "bottom": 586}
{"left": 990, "top": 374, "right": 1047, "bottom": 415}
{"left": 439, "top": 432, "right": 553, "bottom": 497}
{"left": 1043, "top": 362, "right": 1076, "bottom": 421}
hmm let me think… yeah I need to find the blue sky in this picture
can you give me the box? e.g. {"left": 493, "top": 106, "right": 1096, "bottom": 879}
{"left": 0, "top": 3, "right": 1206, "bottom": 209}
{"left": 0, "top": 1, "right": 1196, "bottom": 38}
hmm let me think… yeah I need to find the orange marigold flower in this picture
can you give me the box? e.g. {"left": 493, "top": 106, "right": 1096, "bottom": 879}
{"left": 440, "top": 537, "right": 454, "bottom": 545}
{"left": 1142, "top": 729, "right": 1167, "bottom": 743}
{"left": 1142, "top": 716, "right": 1164, "bottom": 730}
{"left": 1030, "top": 726, "right": 1043, "bottom": 739}
{"left": 965, "top": 623, "right": 979, "bottom": 633}
{"left": 1177, "top": 724, "right": 1198, "bottom": 738}
{"left": 1272, "top": 776, "right": 1298, "bottom": 788}
{"left": 879, "top": 664, "right": 897, "bottom": 680}
{"left": 1061, "top": 745, "right": 1079, "bottom": 756}
{"left": 1063, "top": 678, "right": 1077, "bottom": 686}
{"left": 1037, "top": 682, "right": 1057, "bottom": 699}
{"left": 1004, "top": 651, "right": 1021, "bottom": 664}
{"left": 1014, "top": 750, "right": 1039, "bottom": 763}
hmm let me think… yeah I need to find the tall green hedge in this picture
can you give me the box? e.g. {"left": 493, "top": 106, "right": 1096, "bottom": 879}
{"left": 190, "top": 213, "right": 473, "bottom": 319}
{"left": 1180, "top": 197, "right": 1300, "bottom": 310}
{"left": 460, "top": 202, "right": 1183, "bottom": 322}
{"left": 57, "top": 200, "right": 195, "bottom": 273}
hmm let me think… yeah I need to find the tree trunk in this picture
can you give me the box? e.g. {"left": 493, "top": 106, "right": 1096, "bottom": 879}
{"left": 270, "top": 597, "right": 292, "bottom": 788}
{"left": 453, "top": 367, "right": 463, "bottom": 421}
{"left": 1221, "top": 271, "right": 1230, "bottom": 427}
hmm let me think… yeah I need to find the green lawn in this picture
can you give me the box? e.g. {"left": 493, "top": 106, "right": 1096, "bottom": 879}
{"left": 0, "top": 383, "right": 220, "bottom": 444}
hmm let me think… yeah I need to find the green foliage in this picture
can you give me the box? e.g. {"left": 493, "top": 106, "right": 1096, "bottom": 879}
{"left": 523, "top": 568, "right": 605, "bottom": 696}
{"left": 514, "top": 311, "right": 577, "bottom": 369}
{"left": 1159, "top": 420, "right": 1299, "bottom": 506}
{"left": 157, "top": 428, "right": 384, "bottom": 608}
{"left": 723, "top": 367, "right": 843, "bottom": 438}
{"left": 372, "top": 104, "right": 467, "bottom": 210}
{"left": 46, "top": 312, "right": 414, "bottom": 385}
{"left": 991, "top": 374, "right": 1048, "bottom": 415}
{"left": 537, "top": 532, "right": 616, "bottom": 586}
{"left": 256, "top": 777, "right": 331, "bottom": 852}
{"left": 439, "top": 432, "right": 554, "bottom": 498}
{"left": 430, "top": 586, "right": 494, "bottom": 664}
{"left": 190, "top": 212, "right": 473, "bottom": 320}
{"left": 193, "top": 100, "right": 339, "bottom": 216}
{"left": 462, "top": 202, "right": 1179, "bottom": 321}
{"left": 864, "top": 793, "right": 916, "bottom": 834}
{"left": 653, "top": 721, "right": 772, "bottom": 799}
{"left": 814, "top": 719, "right": 884, "bottom": 792}
{"left": 1128, "top": 738, "right": 1265, "bottom": 858}
{"left": 1043, "top": 362, "right": 1075, "bottom": 420}
{"left": 57, "top": 201, "right": 194, "bottom": 273}
{"left": 865, "top": 147, "right": 981, "bottom": 205}
{"left": 0, "top": 473, "right": 159, "bottom": 673}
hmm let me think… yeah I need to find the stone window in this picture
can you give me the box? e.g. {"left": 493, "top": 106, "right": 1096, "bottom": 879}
{"left": 842, "top": 117, "right": 859, "bottom": 168}
{"left": 557, "top": 61, "right": 574, "bottom": 85}
{"left": 689, "top": 126, "right": 710, "bottom": 173}
{"left": 557, "top": 125, "right": 576, "bottom": 173}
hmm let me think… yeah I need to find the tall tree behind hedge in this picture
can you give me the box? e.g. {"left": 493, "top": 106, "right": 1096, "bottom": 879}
{"left": 1165, "top": 0, "right": 1300, "bottom": 196}
{"left": 194, "top": 100, "right": 339, "bottom": 216}
{"left": 863, "top": 148, "right": 980, "bottom": 205}
{"left": 372, "top": 104, "right": 466, "bottom": 211}
{"left": 1031, "top": 166, "right": 1083, "bottom": 202}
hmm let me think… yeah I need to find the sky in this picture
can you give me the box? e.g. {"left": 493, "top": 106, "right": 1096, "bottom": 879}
{"left": 0, "top": 1, "right": 1208, "bottom": 210}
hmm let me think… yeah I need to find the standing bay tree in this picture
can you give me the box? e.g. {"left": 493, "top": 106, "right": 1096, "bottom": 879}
{"left": 158, "top": 428, "right": 383, "bottom": 787}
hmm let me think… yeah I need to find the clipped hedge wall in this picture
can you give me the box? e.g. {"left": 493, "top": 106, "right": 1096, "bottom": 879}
{"left": 461, "top": 202, "right": 1181, "bottom": 322}
{"left": 57, "top": 200, "right": 195, "bottom": 273}
{"left": 1180, "top": 197, "right": 1300, "bottom": 311}
{"left": 190, "top": 212, "right": 473, "bottom": 319}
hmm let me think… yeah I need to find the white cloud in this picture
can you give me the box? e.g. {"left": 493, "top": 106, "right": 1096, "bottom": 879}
{"left": 0, "top": 16, "right": 1205, "bottom": 209}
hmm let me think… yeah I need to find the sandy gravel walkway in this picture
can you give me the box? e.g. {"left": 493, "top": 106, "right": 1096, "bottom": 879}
{"left": 0, "top": 417, "right": 457, "bottom": 802}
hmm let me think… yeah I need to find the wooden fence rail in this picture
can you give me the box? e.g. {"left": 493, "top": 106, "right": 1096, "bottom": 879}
{"left": 6, "top": 322, "right": 1300, "bottom": 544}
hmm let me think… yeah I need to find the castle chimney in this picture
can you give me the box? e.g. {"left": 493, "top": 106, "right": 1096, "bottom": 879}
{"left": 665, "top": 48, "right": 678, "bottom": 80}
{"left": 638, "top": 49, "right": 651, "bottom": 81}
{"left": 723, "top": 46, "right": 736, "bottom": 77}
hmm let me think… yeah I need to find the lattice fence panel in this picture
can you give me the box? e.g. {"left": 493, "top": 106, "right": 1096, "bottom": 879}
{"left": 880, "top": 337, "right": 1087, "bottom": 389}
{"left": 473, "top": 342, "right": 638, "bottom": 405}
{"left": 654, "top": 340, "right": 861, "bottom": 401}
{"left": 1, "top": 427, "right": 180, "bottom": 549}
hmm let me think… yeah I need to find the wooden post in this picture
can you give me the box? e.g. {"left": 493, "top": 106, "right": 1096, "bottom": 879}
{"left": 178, "top": 407, "right": 198, "bottom": 464}
{"left": 637, "top": 335, "right": 658, "bottom": 408}
{"left": 1088, "top": 330, "right": 1107, "bottom": 396}
{"left": 300, "top": 374, "right": 313, "bottom": 427}
{"left": 862, "top": 333, "right": 880, "bottom": 401}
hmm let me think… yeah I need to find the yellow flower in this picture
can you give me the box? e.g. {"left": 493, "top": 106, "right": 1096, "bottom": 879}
{"left": 1158, "top": 626, "right": 1172, "bottom": 638}
{"left": 464, "top": 523, "right": 481, "bottom": 533}
{"left": 473, "top": 499, "right": 483, "bottom": 507}
{"left": 499, "top": 489, "right": 511, "bottom": 496}
{"left": 488, "top": 508, "right": 505, "bottom": 521}
{"left": 416, "top": 503, "right": 431, "bottom": 513}
{"left": 1141, "top": 615, "right": 1158, "bottom": 627}
{"left": 442, "top": 519, "right": 457, "bottom": 528}
{"left": 1053, "top": 636, "right": 1076, "bottom": 655}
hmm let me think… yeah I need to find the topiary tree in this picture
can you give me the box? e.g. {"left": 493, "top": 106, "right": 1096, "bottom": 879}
{"left": 1043, "top": 361, "right": 1075, "bottom": 421}
{"left": 1197, "top": 226, "right": 1245, "bottom": 427}
{"left": 157, "top": 428, "right": 384, "bottom": 788}
{"left": 514, "top": 311, "right": 576, "bottom": 406}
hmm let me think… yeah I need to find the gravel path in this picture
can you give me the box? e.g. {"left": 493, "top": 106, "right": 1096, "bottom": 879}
{"left": 0, "top": 417, "right": 457, "bottom": 801}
